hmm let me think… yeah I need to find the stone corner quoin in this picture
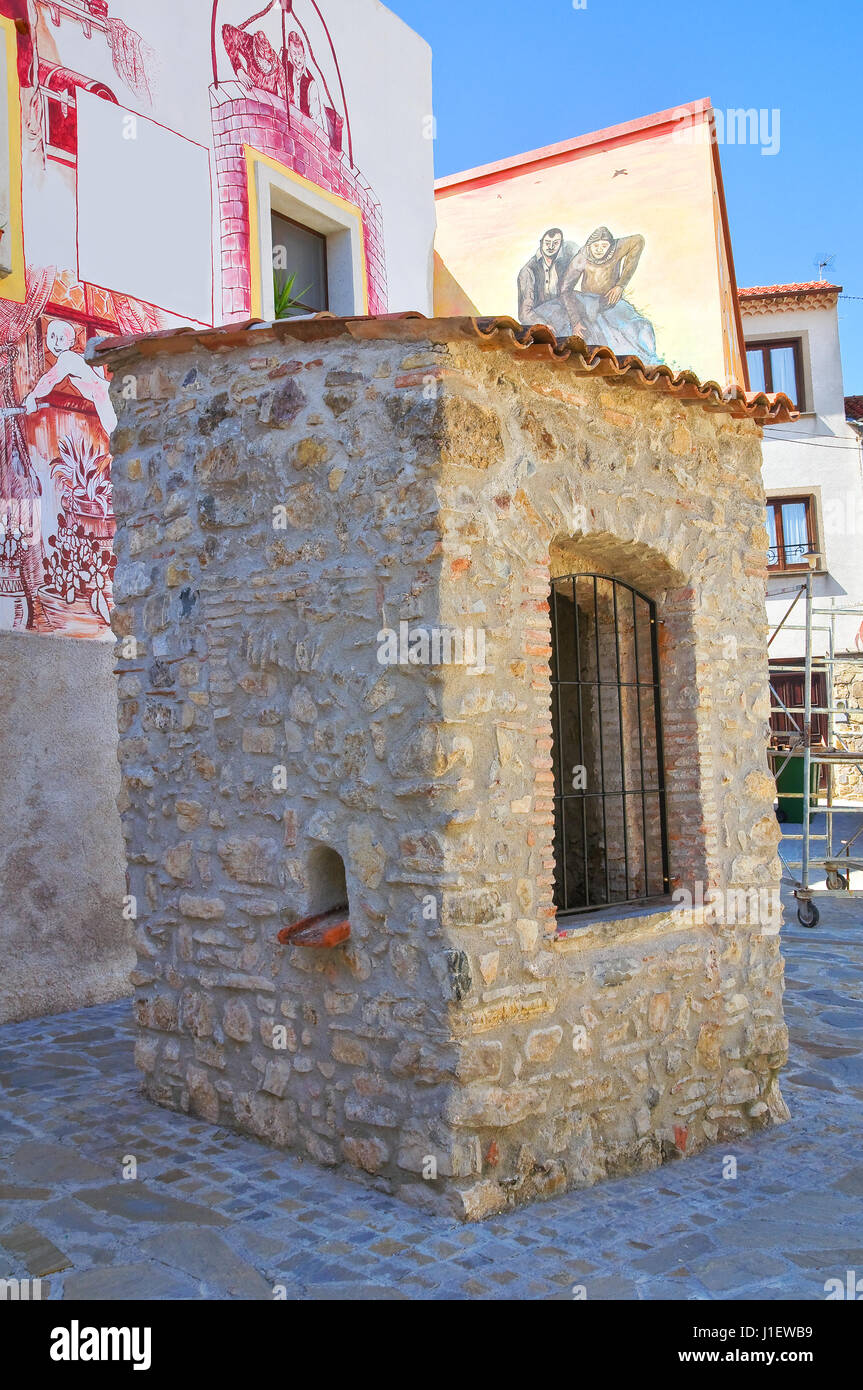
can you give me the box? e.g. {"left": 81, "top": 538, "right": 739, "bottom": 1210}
{"left": 104, "top": 326, "right": 788, "bottom": 1222}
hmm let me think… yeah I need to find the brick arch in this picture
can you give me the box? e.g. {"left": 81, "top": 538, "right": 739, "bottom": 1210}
{"left": 548, "top": 530, "right": 687, "bottom": 592}
{"left": 541, "top": 530, "right": 708, "bottom": 908}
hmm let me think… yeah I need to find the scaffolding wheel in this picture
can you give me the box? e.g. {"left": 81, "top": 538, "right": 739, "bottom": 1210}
{"left": 797, "top": 899, "right": 820, "bottom": 928}
{"left": 826, "top": 869, "right": 848, "bottom": 891}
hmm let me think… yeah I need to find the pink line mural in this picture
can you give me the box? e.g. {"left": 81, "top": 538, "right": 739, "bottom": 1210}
{"left": 212, "top": 0, "right": 353, "bottom": 161}
{"left": 211, "top": 1, "right": 386, "bottom": 324}
{"left": 0, "top": 0, "right": 390, "bottom": 637}
{"left": 0, "top": 1, "right": 165, "bottom": 636}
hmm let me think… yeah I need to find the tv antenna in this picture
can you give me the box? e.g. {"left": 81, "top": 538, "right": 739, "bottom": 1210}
{"left": 814, "top": 252, "right": 836, "bottom": 282}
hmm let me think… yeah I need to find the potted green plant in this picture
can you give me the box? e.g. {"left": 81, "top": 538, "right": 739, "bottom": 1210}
{"left": 273, "top": 271, "right": 312, "bottom": 320}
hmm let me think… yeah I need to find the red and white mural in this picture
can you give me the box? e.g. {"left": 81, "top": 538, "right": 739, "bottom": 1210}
{"left": 0, "top": 4, "right": 163, "bottom": 635}
{"left": 0, "top": 0, "right": 433, "bottom": 638}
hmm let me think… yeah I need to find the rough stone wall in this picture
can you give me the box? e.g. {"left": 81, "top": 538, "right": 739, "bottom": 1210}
{"left": 832, "top": 660, "right": 863, "bottom": 800}
{"left": 106, "top": 324, "right": 788, "bottom": 1219}
{"left": 0, "top": 630, "right": 131, "bottom": 1025}
{"left": 432, "top": 343, "right": 787, "bottom": 1216}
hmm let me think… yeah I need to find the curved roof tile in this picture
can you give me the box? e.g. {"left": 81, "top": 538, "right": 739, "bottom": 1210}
{"left": 739, "top": 282, "right": 842, "bottom": 296}
{"left": 92, "top": 311, "right": 798, "bottom": 424}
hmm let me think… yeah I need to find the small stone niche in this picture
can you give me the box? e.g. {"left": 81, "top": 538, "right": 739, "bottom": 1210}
{"left": 305, "top": 844, "right": 348, "bottom": 919}
{"left": 104, "top": 315, "right": 790, "bottom": 1220}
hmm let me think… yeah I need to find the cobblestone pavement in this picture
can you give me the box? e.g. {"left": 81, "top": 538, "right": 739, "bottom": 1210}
{"left": 1, "top": 882, "right": 861, "bottom": 1301}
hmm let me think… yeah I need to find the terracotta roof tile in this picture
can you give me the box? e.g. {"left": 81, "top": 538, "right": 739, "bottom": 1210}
{"left": 91, "top": 312, "right": 798, "bottom": 425}
{"left": 846, "top": 395, "right": 863, "bottom": 421}
{"left": 738, "top": 281, "right": 842, "bottom": 297}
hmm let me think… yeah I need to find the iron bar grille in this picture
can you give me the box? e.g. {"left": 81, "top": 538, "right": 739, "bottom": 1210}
{"left": 550, "top": 574, "right": 671, "bottom": 915}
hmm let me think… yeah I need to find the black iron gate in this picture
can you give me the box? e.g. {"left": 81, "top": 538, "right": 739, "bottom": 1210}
{"left": 550, "top": 573, "right": 670, "bottom": 915}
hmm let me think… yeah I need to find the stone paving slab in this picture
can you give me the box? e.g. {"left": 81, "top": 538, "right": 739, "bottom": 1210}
{"left": 0, "top": 1222, "right": 72, "bottom": 1277}
{"left": 0, "top": 883, "right": 861, "bottom": 1300}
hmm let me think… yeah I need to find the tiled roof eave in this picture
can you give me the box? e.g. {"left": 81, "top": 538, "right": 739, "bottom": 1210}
{"left": 470, "top": 317, "right": 795, "bottom": 422}
{"left": 90, "top": 312, "right": 798, "bottom": 425}
{"left": 738, "top": 282, "right": 842, "bottom": 316}
{"left": 739, "top": 281, "right": 842, "bottom": 297}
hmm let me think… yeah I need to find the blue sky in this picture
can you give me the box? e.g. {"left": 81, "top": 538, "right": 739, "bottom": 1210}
{"left": 388, "top": 0, "right": 863, "bottom": 392}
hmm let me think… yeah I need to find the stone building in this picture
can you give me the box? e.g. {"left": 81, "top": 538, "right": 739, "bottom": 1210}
{"left": 0, "top": 0, "right": 433, "bottom": 1023}
{"left": 100, "top": 313, "right": 793, "bottom": 1219}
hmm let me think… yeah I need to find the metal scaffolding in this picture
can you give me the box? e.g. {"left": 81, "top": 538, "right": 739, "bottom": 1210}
{"left": 768, "top": 571, "right": 863, "bottom": 927}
